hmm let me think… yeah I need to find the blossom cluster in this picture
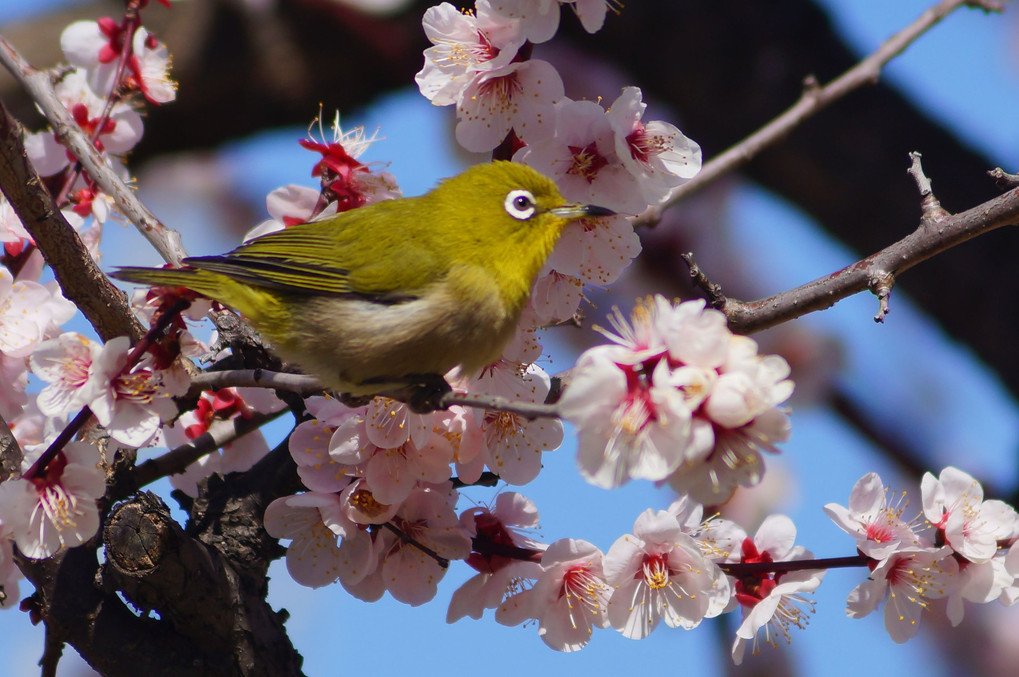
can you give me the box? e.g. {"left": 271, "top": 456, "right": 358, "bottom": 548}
{"left": 560, "top": 295, "right": 794, "bottom": 502}
{"left": 826, "top": 467, "right": 1019, "bottom": 643}
{"left": 263, "top": 462, "right": 1019, "bottom": 663}
{"left": 263, "top": 363, "right": 563, "bottom": 603}
{"left": 464, "top": 491, "right": 825, "bottom": 663}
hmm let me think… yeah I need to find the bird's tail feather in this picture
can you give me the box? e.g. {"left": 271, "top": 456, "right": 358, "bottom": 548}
{"left": 110, "top": 266, "right": 277, "bottom": 323}
{"left": 110, "top": 266, "right": 231, "bottom": 300}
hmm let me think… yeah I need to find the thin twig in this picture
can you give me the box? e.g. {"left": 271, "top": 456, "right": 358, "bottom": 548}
{"left": 658, "top": 0, "right": 989, "bottom": 210}
{"left": 0, "top": 36, "right": 186, "bottom": 265}
{"left": 720, "top": 182, "right": 1019, "bottom": 334}
{"left": 907, "top": 151, "right": 950, "bottom": 224}
{"left": 440, "top": 392, "right": 560, "bottom": 419}
{"left": 131, "top": 408, "right": 290, "bottom": 491}
{"left": 470, "top": 536, "right": 543, "bottom": 563}
{"left": 187, "top": 369, "right": 565, "bottom": 418}
{"left": 451, "top": 471, "right": 500, "bottom": 489}
{"left": 187, "top": 370, "right": 325, "bottom": 398}
{"left": 718, "top": 555, "right": 869, "bottom": 577}
{"left": 680, "top": 252, "right": 726, "bottom": 309}
{"left": 23, "top": 407, "right": 94, "bottom": 481}
{"left": 382, "top": 522, "right": 450, "bottom": 569}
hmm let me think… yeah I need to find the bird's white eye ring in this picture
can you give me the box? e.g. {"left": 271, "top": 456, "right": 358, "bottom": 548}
{"left": 504, "top": 189, "right": 537, "bottom": 220}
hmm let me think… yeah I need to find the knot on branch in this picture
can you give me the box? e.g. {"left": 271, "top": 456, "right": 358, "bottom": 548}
{"left": 105, "top": 493, "right": 173, "bottom": 574}
{"left": 101, "top": 490, "right": 302, "bottom": 675}
{"left": 988, "top": 167, "right": 1019, "bottom": 191}
{"left": 868, "top": 271, "right": 895, "bottom": 323}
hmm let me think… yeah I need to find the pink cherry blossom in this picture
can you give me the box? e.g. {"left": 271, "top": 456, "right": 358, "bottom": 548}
{"left": 289, "top": 401, "right": 364, "bottom": 494}
{"left": 0, "top": 268, "right": 57, "bottom": 359}
{"left": 569, "top": 0, "right": 618, "bottom": 33}
{"left": 0, "top": 441, "right": 106, "bottom": 559}
{"left": 361, "top": 433, "right": 455, "bottom": 505}
{"left": 606, "top": 87, "right": 701, "bottom": 205}
{"left": 448, "top": 492, "right": 545, "bottom": 622}
{"left": 472, "top": 361, "right": 564, "bottom": 484}
{"left": 0, "top": 354, "right": 30, "bottom": 422}
{"left": 416, "top": 1, "right": 525, "bottom": 106}
{"left": 264, "top": 492, "right": 375, "bottom": 588}
{"left": 364, "top": 396, "right": 434, "bottom": 449}
{"left": 727, "top": 515, "right": 824, "bottom": 665}
{"left": 529, "top": 270, "right": 583, "bottom": 326}
{"left": 498, "top": 538, "right": 611, "bottom": 651}
{"left": 30, "top": 332, "right": 100, "bottom": 420}
{"left": 455, "top": 59, "right": 564, "bottom": 152}
{"left": 244, "top": 184, "right": 324, "bottom": 240}
{"left": 247, "top": 116, "right": 399, "bottom": 241}
{"left": 921, "top": 466, "right": 1018, "bottom": 563}
{"left": 545, "top": 212, "right": 641, "bottom": 287}
{"left": 846, "top": 547, "right": 958, "bottom": 643}
{"left": 433, "top": 405, "right": 484, "bottom": 485}
{"left": 61, "top": 20, "right": 176, "bottom": 104}
{"left": 373, "top": 485, "right": 471, "bottom": 605}
{"left": 488, "top": 0, "right": 561, "bottom": 43}
{"left": 1000, "top": 542, "right": 1019, "bottom": 606}
{"left": 563, "top": 296, "right": 793, "bottom": 496}
{"left": 80, "top": 336, "right": 186, "bottom": 447}
{"left": 0, "top": 198, "right": 31, "bottom": 246}
{"left": 339, "top": 478, "right": 400, "bottom": 526}
{"left": 824, "top": 472, "right": 928, "bottom": 560}
{"left": 666, "top": 495, "right": 747, "bottom": 565}
{"left": 127, "top": 27, "right": 177, "bottom": 104}
{"left": 24, "top": 69, "right": 143, "bottom": 177}
{"left": 518, "top": 98, "right": 644, "bottom": 214}
{"left": 562, "top": 347, "right": 693, "bottom": 488}
{"left": 308, "top": 394, "right": 454, "bottom": 505}
{"left": 604, "top": 508, "right": 728, "bottom": 638}
{"left": 299, "top": 114, "right": 401, "bottom": 214}
{"left": 944, "top": 555, "right": 1014, "bottom": 626}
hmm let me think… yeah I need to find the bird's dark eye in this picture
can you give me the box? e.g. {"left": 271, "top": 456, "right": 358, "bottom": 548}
{"left": 504, "top": 189, "right": 537, "bottom": 220}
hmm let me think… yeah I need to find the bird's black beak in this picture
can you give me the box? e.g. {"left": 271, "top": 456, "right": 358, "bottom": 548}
{"left": 549, "top": 204, "right": 616, "bottom": 219}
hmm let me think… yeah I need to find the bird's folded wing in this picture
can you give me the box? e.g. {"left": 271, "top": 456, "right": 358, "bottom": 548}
{"left": 185, "top": 221, "right": 437, "bottom": 302}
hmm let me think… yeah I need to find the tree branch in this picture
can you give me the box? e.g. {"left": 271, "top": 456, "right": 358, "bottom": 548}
{"left": 131, "top": 409, "right": 290, "bottom": 491}
{"left": 16, "top": 545, "right": 221, "bottom": 677}
{"left": 660, "top": 0, "right": 994, "bottom": 210}
{"left": 715, "top": 180, "right": 1019, "bottom": 334}
{"left": 187, "top": 370, "right": 325, "bottom": 398}
{"left": 0, "top": 100, "right": 145, "bottom": 343}
{"left": 101, "top": 492, "right": 303, "bottom": 676}
{"left": 188, "top": 369, "right": 564, "bottom": 419}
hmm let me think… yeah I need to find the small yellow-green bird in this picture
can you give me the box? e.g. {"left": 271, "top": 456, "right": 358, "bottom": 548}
{"left": 112, "top": 161, "right": 613, "bottom": 408}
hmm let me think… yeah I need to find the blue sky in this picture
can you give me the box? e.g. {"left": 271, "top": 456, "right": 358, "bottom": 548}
{"left": 2, "top": 1, "right": 1019, "bottom": 675}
